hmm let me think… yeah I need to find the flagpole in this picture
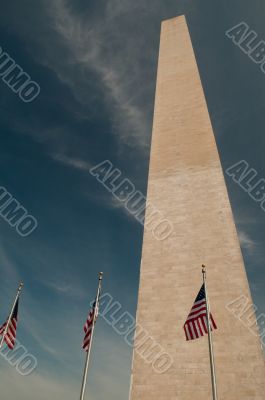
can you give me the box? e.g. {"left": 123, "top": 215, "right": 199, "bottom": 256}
{"left": 79, "top": 272, "right": 103, "bottom": 400}
{"left": 0, "top": 282, "right": 23, "bottom": 349}
{"left": 202, "top": 265, "right": 218, "bottom": 400}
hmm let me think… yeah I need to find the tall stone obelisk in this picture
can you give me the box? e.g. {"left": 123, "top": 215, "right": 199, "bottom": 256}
{"left": 130, "top": 15, "right": 265, "bottom": 399}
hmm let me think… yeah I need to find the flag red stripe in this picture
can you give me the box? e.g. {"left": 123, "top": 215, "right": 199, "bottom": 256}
{"left": 83, "top": 304, "right": 97, "bottom": 352}
{"left": 0, "top": 317, "right": 18, "bottom": 349}
{"left": 196, "top": 318, "right": 203, "bottom": 336}
{"left": 210, "top": 314, "right": 217, "bottom": 329}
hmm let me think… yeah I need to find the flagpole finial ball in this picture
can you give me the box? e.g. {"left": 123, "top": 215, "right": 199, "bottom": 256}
{"left": 99, "top": 272, "right": 103, "bottom": 279}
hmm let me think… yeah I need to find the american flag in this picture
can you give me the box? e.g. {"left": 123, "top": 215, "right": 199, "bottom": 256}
{"left": 184, "top": 284, "right": 217, "bottom": 341}
{"left": 0, "top": 298, "right": 19, "bottom": 349}
{"left": 83, "top": 301, "right": 98, "bottom": 352}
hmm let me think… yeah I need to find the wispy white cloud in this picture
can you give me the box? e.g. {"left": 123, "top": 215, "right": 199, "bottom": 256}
{"left": 52, "top": 153, "right": 92, "bottom": 171}
{"left": 46, "top": 0, "right": 152, "bottom": 149}
{"left": 42, "top": 278, "right": 87, "bottom": 299}
{"left": 238, "top": 230, "right": 256, "bottom": 254}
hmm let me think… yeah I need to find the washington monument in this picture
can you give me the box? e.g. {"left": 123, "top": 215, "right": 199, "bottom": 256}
{"left": 130, "top": 15, "right": 265, "bottom": 399}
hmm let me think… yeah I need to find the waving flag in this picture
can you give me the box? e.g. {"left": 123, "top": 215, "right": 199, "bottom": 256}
{"left": 0, "top": 298, "right": 19, "bottom": 349}
{"left": 184, "top": 284, "right": 217, "bottom": 341}
{"left": 83, "top": 301, "right": 99, "bottom": 352}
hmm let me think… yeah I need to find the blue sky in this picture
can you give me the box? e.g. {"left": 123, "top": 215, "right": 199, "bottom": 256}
{"left": 0, "top": 0, "right": 265, "bottom": 399}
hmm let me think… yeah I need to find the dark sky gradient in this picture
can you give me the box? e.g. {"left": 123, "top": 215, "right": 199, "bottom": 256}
{"left": 0, "top": 1, "right": 265, "bottom": 399}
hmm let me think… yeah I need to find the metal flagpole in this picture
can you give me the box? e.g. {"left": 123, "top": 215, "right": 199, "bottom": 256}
{"left": 79, "top": 272, "right": 103, "bottom": 400}
{"left": 202, "top": 265, "right": 218, "bottom": 400}
{"left": 0, "top": 282, "right": 24, "bottom": 349}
